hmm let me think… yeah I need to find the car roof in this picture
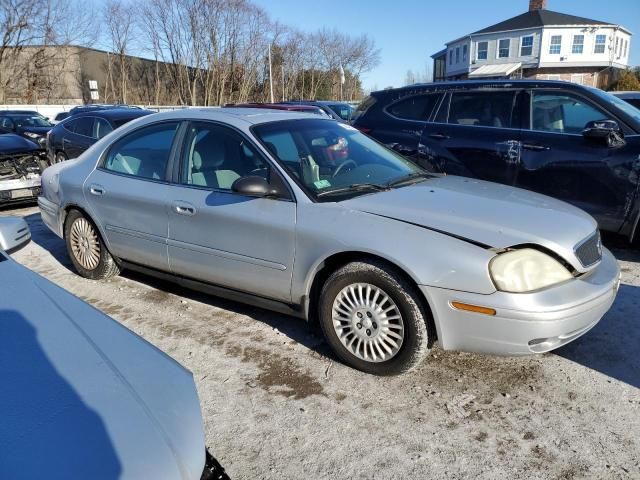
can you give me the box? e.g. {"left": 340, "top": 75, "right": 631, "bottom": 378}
{"left": 71, "top": 108, "right": 154, "bottom": 121}
{"left": 0, "top": 110, "right": 41, "bottom": 115}
{"left": 228, "top": 103, "right": 322, "bottom": 112}
{"left": 611, "top": 91, "right": 640, "bottom": 99}
{"left": 373, "top": 79, "right": 595, "bottom": 96}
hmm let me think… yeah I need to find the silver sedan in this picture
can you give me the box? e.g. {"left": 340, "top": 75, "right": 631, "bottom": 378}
{"left": 38, "top": 108, "right": 620, "bottom": 375}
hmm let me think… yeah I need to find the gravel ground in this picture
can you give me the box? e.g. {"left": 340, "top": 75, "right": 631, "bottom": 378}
{"left": 2, "top": 205, "right": 640, "bottom": 480}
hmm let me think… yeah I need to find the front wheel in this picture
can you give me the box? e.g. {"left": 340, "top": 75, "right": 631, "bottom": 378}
{"left": 318, "top": 260, "right": 432, "bottom": 375}
{"left": 64, "top": 210, "right": 121, "bottom": 280}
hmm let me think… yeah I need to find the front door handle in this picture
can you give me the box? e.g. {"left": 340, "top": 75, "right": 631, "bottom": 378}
{"left": 172, "top": 201, "right": 196, "bottom": 216}
{"left": 522, "top": 143, "right": 550, "bottom": 151}
{"left": 89, "top": 184, "right": 105, "bottom": 196}
{"left": 428, "top": 132, "right": 450, "bottom": 140}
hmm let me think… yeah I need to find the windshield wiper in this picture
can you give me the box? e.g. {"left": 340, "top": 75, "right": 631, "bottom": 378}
{"left": 385, "top": 172, "right": 433, "bottom": 189}
{"left": 316, "top": 183, "right": 388, "bottom": 198}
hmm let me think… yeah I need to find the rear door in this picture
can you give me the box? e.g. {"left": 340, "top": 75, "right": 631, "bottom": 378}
{"left": 65, "top": 117, "right": 95, "bottom": 158}
{"left": 84, "top": 121, "right": 181, "bottom": 270}
{"left": 166, "top": 121, "right": 296, "bottom": 302}
{"left": 419, "top": 89, "right": 523, "bottom": 184}
{"left": 515, "top": 88, "right": 638, "bottom": 232}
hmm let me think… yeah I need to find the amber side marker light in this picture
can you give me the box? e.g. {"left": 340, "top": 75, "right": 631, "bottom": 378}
{"left": 451, "top": 302, "right": 497, "bottom": 316}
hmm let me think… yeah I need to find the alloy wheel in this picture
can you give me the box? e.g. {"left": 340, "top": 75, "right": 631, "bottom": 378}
{"left": 69, "top": 217, "right": 101, "bottom": 270}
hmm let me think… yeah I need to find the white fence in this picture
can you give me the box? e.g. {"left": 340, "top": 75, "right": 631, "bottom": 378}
{"left": 0, "top": 104, "right": 193, "bottom": 119}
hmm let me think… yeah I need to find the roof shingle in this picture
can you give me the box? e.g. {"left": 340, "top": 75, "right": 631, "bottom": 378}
{"left": 471, "top": 9, "right": 610, "bottom": 35}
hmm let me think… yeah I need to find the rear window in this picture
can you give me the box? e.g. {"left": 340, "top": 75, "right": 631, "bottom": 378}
{"left": 352, "top": 96, "right": 377, "bottom": 122}
{"left": 387, "top": 94, "right": 439, "bottom": 121}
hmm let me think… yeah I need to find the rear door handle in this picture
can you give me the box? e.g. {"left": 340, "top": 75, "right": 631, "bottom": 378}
{"left": 89, "top": 184, "right": 105, "bottom": 196}
{"left": 172, "top": 201, "right": 196, "bottom": 216}
{"left": 428, "top": 133, "right": 449, "bottom": 140}
{"left": 522, "top": 143, "right": 550, "bottom": 151}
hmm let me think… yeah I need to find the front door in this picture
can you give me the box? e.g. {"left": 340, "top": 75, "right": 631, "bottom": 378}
{"left": 84, "top": 121, "right": 181, "bottom": 270}
{"left": 515, "top": 89, "right": 639, "bottom": 233}
{"left": 64, "top": 117, "right": 95, "bottom": 159}
{"left": 419, "top": 89, "right": 523, "bottom": 185}
{"left": 167, "top": 121, "right": 296, "bottom": 302}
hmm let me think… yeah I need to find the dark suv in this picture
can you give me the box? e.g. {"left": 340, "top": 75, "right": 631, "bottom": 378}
{"left": 47, "top": 108, "right": 152, "bottom": 163}
{"left": 353, "top": 80, "right": 640, "bottom": 240}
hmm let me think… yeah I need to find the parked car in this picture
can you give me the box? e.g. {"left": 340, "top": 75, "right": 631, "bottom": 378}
{"left": 67, "top": 104, "right": 142, "bottom": 116}
{"left": 611, "top": 91, "right": 640, "bottom": 110}
{"left": 0, "top": 111, "right": 54, "bottom": 149}
{"left": 0, "top": 132, "right": 48, "bottom": 205}
{"left": 225, "top": 102, "right": 330, "bottom": 117}
{"left": 47, "top": 108, "right": 153, "bottom": 163}
{"left": 282, "top": 100, "right": 354, "bottom": 122}
{"left": 52, "top": 111, "right": 71, "bottom": 124}
{"left": 38, "top": 108, "right": 620, "bottom": 375}
{"left": 0, "top": 217, "right": 208, "bottom": 480}
{"left": 352, "top": 80, "right": 640, "bottom": 241}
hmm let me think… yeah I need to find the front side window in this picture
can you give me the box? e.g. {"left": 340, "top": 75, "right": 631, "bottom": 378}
{"left": 520, "top": 35, "right": 534, "bottom": 56}
{"left": 594, "top": 34, "right": 606, "bottom": 54}
{"left": 447, "top": 91, "right": 516, "bottom": 128}
{"left": 387, "top": 94, "right": 439, "bottom": 121}
{"left": 103, "top": 122, "right": 179, "bottom": 180}
{"left": 253, "top": 119, "right": 425, "bottom": 201}
{"left": 13, "top": 115, "right": 52, "bottom": 128}
{"left": 498, "top": 39, "right": 510, "bottom": 58}
{"left": 93, "top": 118, "right": 113, "bottom": 139}
{"left": 549, "top": 35, "right": 562, "bottom": 54}
{"left": 180, "top": 122, "right": 268, "bottom": 190}
{"left": 477, "top": 41, "right": 488, "bottom": 60}
{"left": 572, "top": 35, "right": 584, "bottom": 54}
{"left": 531, "top": 91, "right": 610, "bottom": 134}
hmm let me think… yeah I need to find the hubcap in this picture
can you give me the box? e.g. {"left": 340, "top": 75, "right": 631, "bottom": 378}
{"left": 69, "top": 218, "right": 100, "bottom": 270}
{"left": 331, "top": 283, "right": 404, "bottom": 363}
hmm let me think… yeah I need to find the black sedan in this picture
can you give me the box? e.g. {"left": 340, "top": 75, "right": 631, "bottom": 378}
{"left": 0, "top": 111, "right": 54, "bottom": 149}
{"left": 47, "top": 108, "right": 153, "bottom": 163}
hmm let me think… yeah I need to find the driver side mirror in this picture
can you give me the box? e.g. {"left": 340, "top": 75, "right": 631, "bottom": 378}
{"left": 231, "top": 175, "right": 287, "bottom": 199}
{"left": 0, "top": 217, "right": 31, "bottom": 253}
{"left": 582, "top": 119, "right": 626, "bottom": 148}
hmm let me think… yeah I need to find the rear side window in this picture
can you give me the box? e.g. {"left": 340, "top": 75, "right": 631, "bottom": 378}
{"left": 93, "top": 118, "right": 113, "bottom": 139}
{"left": 352, "top": 96, "right": 377, "bottom": 122}
{"left": 73, "top": 117, "right": 94, "bottom": 137}
{"left": 447, "top": 91, "right": 516, "bottom": 128}
{"left": 387, "top": 94, "right": 439, "bottom": 121}
{"left": 103, "top": 122, "right": 179, "bottom": 180}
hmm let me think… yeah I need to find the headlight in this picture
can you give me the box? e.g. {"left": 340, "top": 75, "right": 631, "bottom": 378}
{"left": 489, "top": 248, "right": 572, "bottom": 293}
{"left": 24, "top": 132, "right": 41, "bottom": 139}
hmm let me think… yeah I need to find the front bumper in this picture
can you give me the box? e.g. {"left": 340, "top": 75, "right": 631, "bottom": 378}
{"left": 420, "top": 247, "right": 620, "bottom": 355}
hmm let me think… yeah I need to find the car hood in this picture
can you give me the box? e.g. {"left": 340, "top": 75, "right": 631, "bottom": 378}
{"left": 341, "top": 175, "right": 597, "bottom": 272}
{"left": 0, "top": 133, "right": 39, "bottom": 155}
{"left": 0, "top": 256, "right": 205, "bottom": 479}
{"left": 18, "top": 126, "right": 51, "bottom": 135}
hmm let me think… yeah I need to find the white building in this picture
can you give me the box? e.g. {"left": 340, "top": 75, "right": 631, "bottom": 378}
{"left": 431, "top": 0, "right": 632, "bottom": 87}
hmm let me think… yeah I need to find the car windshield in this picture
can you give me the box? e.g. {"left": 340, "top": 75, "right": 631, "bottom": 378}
{"left": 13, "top": 115, "right": 53, "bottom": 127}
{"left": 252, "top": 119, "right": 427, "bottom": 201}
{"left": 326, "top": 103, "right": 353, "bottom": 121}
{"left": 586, "top": 86, "right": 640, "bottom": 126}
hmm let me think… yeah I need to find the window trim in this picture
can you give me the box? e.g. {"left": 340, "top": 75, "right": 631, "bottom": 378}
{"left": 477, "top": 41, "right": 488, "bottom": 60}
{"left": 172, "top": 119, "right": 295, "bottom": 201}
{"left": 571, "top": 34, "right": 584, "bottom": 54}
{"left": 98, "top": 119, "right": 183, "bottom": 184}
{"left": 549, "top": 35, "right": 562, "bottom": 55}
{"left": 443, "top": 89, "right": 520, "bottom": 130}
{"left": 497, "top": 38, "right": 510, "bottom": 59}
{"left": 520, "top": 35, "right": 534, "bottom": 56}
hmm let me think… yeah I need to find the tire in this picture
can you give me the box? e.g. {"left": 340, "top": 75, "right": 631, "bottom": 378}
{"left": 55, "top": 151, "right": 67, "bottom": 164}
{"left": 64, "top": 210, "right": 121, "bottom": 280}
{"left": 318, "top": 260, "right": 432, "bottom": 375}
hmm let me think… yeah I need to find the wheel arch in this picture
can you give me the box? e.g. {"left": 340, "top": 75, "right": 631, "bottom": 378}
{"left": 61, "top": 203, "right": 114, "bottom": 253}
{"left": 303, "top": 250, "right": 437, "bottom": 340}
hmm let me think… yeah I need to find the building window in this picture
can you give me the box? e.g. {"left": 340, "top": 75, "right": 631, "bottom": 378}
{"left": 498, "top": 39, "right": 510, "bottom": 58}
{"left": 570, "top": 73, "right": 584, "bottom": 85}
{"left": 520, "top": 35, "right": 534, "bottom": 56}
{"left": 615, "top": 38, "right": 619, "bottom": 56}
{"left": 477, "top": 41, "right": 488, "bottom": 60}
{"left": 549, "top": 35, "right": 562, "bottom": 54}
{"left": 594, "top": 34, "right": 606, "bottom": 54}
{"left": 547, "top": 74, "right": 561, "bottom": 81}
{"left": 462, "top": 45, "right": 468, "bottom": 62}
{"left": 624, "top": 39, "right": 628, "bottom": 57}
{"left": 572, "top": 35, "right": 584, "bottom": 54}
{"left": 456, "top": 47, "right": 460, "bottom": 63}
{"left": 449, "top": 50, "right": 453, "bottom": 65}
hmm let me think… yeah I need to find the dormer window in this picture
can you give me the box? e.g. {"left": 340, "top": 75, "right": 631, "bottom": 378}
{"left": 572, "top": 35, "right": 584, "bottom": 54}
{"left": 498, "top": 39, "right": 510, "bottom": 58}
{"left": 477, "top": 41, "right": 488, "bottom": 60}
{"left": 520, "top": 35, "right": 534, "bottom": 56}
{"left": 549, "top": 35, "right": 562, "bottom": 54}
{"left": 594, "top": 34, "right": 606, "bottom": 54}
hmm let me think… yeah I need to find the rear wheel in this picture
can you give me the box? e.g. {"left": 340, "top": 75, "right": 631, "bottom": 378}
{"left": 64, "top": 210, "right": 121, "bottom": 280}
{"left": 318, "top": 260, "right": 432, "bottom": 375}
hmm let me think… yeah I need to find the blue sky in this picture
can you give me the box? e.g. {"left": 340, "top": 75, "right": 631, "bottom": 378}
{"left": 253, "top": 0, "right": 640, "bottom": 91}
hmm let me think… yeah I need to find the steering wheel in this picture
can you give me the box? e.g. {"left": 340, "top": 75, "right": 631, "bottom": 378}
{"left": 332, "top": 159, "right": 357, "bottom": 178}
